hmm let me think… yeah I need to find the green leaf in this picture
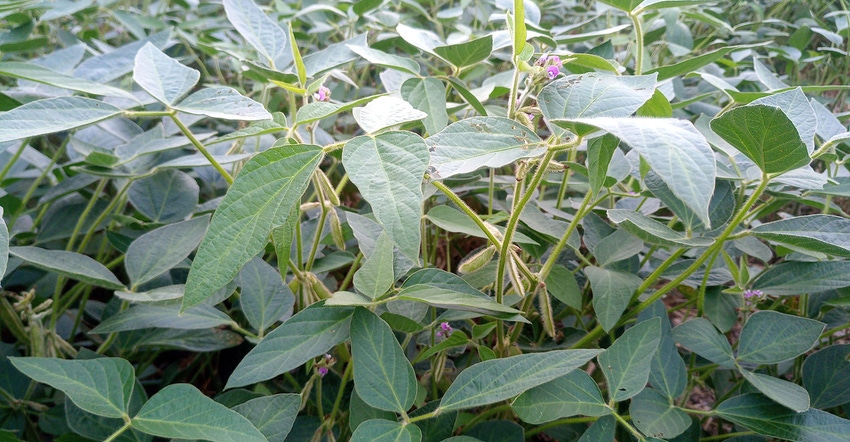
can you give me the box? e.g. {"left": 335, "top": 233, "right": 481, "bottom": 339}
{"left": 445, "top": 76, "right": 487, "bottom": 116}
{"left": 539, "top": 73, "right": 657, "bottom": 135}
{"left": 716, "top": 393, "right": 850, "bottom": 441}
{"left": 584, "top": 266, "right": 643, "bottom": 332}
{"left": 737, "top": 311, "right": 825, "bottom": 365}
{"left": 592, "top": 229, "right": 643, "bottom": 267}
{"left": 803, "top": 345, "right": 850, "bottom": 409}
{"left": 396, "top": 24, "right": 442, "bottom": 56}
{"left": 183, "top": 143, "right": 322, "bottom": 310}
{"left": 401, "top": 77, "right": 448, "bottom": 135}
{"left": 740, "top": 370, "right": 810, "bottom": 412}
{"left": 237, "top": 257, "right": 295, "bottom": 334}
{"left": 0, "top": 207, "right": 7, "bottom": 282}
{"left": 645, "top": 174, "right": 735, "bottom": 232}
{"left": 92, "top": 303, "right": 232, "bottom": 333}
{"left": 0, "top": 97, "right": 121, "bottom": 143}
{"left": 223, "top": 0, "right": 290, "bottom": 68}
{"left": 671, "top": 317, "right": 735, "bottom": 368}
{"left": 510, "top": 0, "right": 527, "bottom": 60}
{"left": 343, "top": 132, "right": 429, "bottom": 262}
{"left": 173, "top": 86, "right": 272, "bottom": 121}
{"left": 10, "top": 246, "right": 125, "bottom": 290}
{"left": 397, "top": 284, "right": 523, "bottom": 317}
{"left": 555, "top": 117, "right": 715, "bottom": 227}
{"left": 545, "top": 265, "right": 582, "bottom": 309}
{"left": 347, "top": 45, "right": 420, "bottom": 75}
{"left": 636, "top": 89, "right": 673, "bottom": 118}
{"left": 426, "top": 116, "right": 544, "bottom": 179}
{"left": 9, "top": 357, "right": 134, "bottom": 418}
{"left": 351, "top": 419, "right": 422, "bottom": 442}
{"left": 433, "top": 35, "right": 493, "bottom": 68}
{"left": 127, "top": 169, "right": 199, "bottom": 223}
{"left": 629, "top": 388, "right": 691, "bottom": 439}
{"left": 426, "top": 205, "right": 537, "bottom": 245}
{"left": 751, "top": 215, "right": 850, "bottom": 259}
{"left": 133, "top": 43, "right": 199, "bottom": 106}
{"left": 439, "top": 349, "right": 601, "bottom": 411}
{"left": 226, "top": 305, "right": 353, "bottom": 389}
{"left": 131, "top": 384, "right": 265, "bottom": 442}
{"left": 352, "top": 96, "right": 427, "bottom": 134}
{"left": 125, "top": 215, "right": 209, "bottom": 288}
{"left": 646, "top": 42, "right": 771, "bottom": 81}
{"left": 710, "top": 104, "right": 810, "bottom": 175}
{"left": 354, "top": 231, "right": 396, "bottom": 300}
{"left": 351, "top": 308, "right": 417, "bottom": 413}
{"left": 639, "top": 301, "right": 687, "bottom": 399}
{"left": 754, "top": 261, "right": 850, "bottom": 296}
{"left": 288, "top": 23, "right": 306, "bottom": 86}
{"left": 578, "top": 415, "right": 616, "bottom": 442}
{"left": 295, "top": 94, "right": 385, "bottom": 125}
{"left": 751, "top": 88, "right": 817, "bottom": 154}
{"left": 233, "top": 394, "right": 299, "bottom": 442}
{"left": 587, "top": 133, "right": 620, "bottom": 197}
{"left": 512, "top": 370, "right": 610, "bottom": 424}
{"left": 608, "top": 209, "right": 713, "bottom": 247}
{"left": 599, "top": 318, "right": 662, "bottom": 402}
{"left": 597, "top": 0, "right": 642, "bottom": 12}
{"left": 0, "top": 61, "right": 135, "bottom": 100}
{"left": 412, "top": 331, "right": 468, "bottom": 364}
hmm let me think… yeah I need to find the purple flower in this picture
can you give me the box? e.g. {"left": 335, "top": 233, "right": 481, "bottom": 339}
{"left": 743, "top": 289, "right": 763, "bottom": 299}
{"left": 436, "top": 322, "right": 453, "bottom": 338}
{"left": 549, "top": 55, "right": 562, "bottom": 67}
{"left": 317, "top": 366, "right": 329, "bottom": 377}
{"left": 546, "top": 65, "right": 560, "bottom": 80}
{"left": 314, "top": 86, "right": 331, "bottom": 102}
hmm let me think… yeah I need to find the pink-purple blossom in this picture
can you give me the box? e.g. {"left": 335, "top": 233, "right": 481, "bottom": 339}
{"left": 743, "top": 289, "right": 763, "bottom": 298}
{"left": 314, "top": 86, "right": 331, "bottom": 102}
{"left": 436, "top": 322, "right": 453, "bottom": 338}
{"left": 317, "top": 366, "right": 329, "bottom": 377}
{"left": 546, "top": 65, "right": 560, "bottom": 79}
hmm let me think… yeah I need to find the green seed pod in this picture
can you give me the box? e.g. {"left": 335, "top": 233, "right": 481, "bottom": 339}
{"left": 458, "top": 245, "right": 497, "bottom": 274}
{"left": 328, "top": 209, "right": 346, "bottom": 250}
{"left": 0, "top": 298, "right": 29, "bottom": 345}
{"left": 315, "top": 170, "right": 340, "bottom": 206}
{"left": 537, "top": 289, "right": 557, "bottom": 338}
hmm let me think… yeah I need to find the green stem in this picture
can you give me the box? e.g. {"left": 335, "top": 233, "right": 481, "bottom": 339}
{"left": 430, "top": 180, "right": 502, "bottom": 248}
{"left": 0, "top": 139, "right": 27, "bottom": 183}
{"left": 538, "top": 192, "right": 593, "bottom": 282}
{"left": 327, "top": 358, "right": 353, "bottom": 427}
{"left": 611, "top": 409, "right": 644, "bottom": 441}
{"left": 630, "top": 12, "right": 645, "bottom": 75}
{"left": 103, "top": 418, "right": 132, "bottom": 442}
{"left": 169, "top": 114, "right": 233, "bottom": 185}
{"left": 8, "top": 142, "right": 65, "bottom": 232}
{"left": 572, "top": 177, "right": 770, "bottom": 348}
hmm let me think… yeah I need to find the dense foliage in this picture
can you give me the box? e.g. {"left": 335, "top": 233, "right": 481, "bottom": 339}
{"left": 3, "top": 0, "right": 850, "bottom": 440}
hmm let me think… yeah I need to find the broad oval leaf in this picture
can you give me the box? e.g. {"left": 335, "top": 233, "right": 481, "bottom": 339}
{"left": 397, "top": 284, "right": 523, "bottom": 317}
{"left": 639, "top": 301, "right": 688, "bottom": 399}
{"left": 629, "top": 388, "right": 691, "bottom": 439}
{"left": 352, "top": 96, "right": 427, "bottom": 134}
{"left": 343, "top": 131, "right": 429, "bottom": 262}
{"left": 133, "top": 43, "right": 199, "bottom": 106}
{"left": 426, "top": 116, "right": 544, "bottom": 179}
{"left": 131, "top": 384, "right": 266, "bottom": 442}
{"left": 737, "top": 311, "right": 825, "bottom": 365}
{"left": 753, "top": 261, "right": 850, "bottom": 296}
{"left": 539, "top": 73, "right": 657, "bottom": 135}
{"left": 0, "top": 97, "right": 122, "bottom": 143}
{"left": 671, "top": 317, "right": 735, "bottom": 368}
{"left": 237, "top": 257, "right": 295, "bottom": 334}
{"left": 716, "top": 393, "right": 850, "bottom": 441}
{"left": 233, "top": 394, "right": 300, "bottom": 442}
{"left": 439, "top": 349, "right": 601, "bottom": 411}
{"left": 555, "top": 117, "right": 715, "bottom": 227}
{"left": 512, "top": 370, "right": 610, "bottom": 424}
{"left": 740, "top": 370, "right": 810, "bottom": 412}
{"left": 127, "top": 169, "right": 199, "bottom": 224}
{"left": 91, "top": 303, "right": 232, "bottom": 333}
{"left": 803, "top": 345, "right": 850, "bottom": 409}
{"left": 401, "top": 77, "right": 448, "bottom": 135}
{"left": 0, "top": 61, "right": 135, "bottom": 100}
{"left": 226, "top": 305, "right": 353, "bottom": 389}
{"left": 353, "top": 231, "right": 396, "bottom": 300}
{"left": 598, "top": 318, "right": 662, "bottom": 402}
{"left": 183, "top": 143, "right": 322, "bottom": 310}
{"left": 10, "top": 246, "right": 125, "bottom": 290}
{"left": 751, "top": 215, "right": 850, "bottom": 258}
{"left": 710, "top": 104, "right": 810, "bottom": 175}
{"left": 585, "top": 266, "right": 644, "bottom": 332}
{"left": 751, "top": 88, "right": 817, "bottom": 154}
{"left": 223, "top": 0, "right": 291, "bottom": 68}
{"left": 9, "top": 357, "right": 134, "bottom": 418}
{"left": 433, "top": 35, "right": 493, "bottom": 68}
{"left": 348, "top": 45, "right": 420, "bottom": 75}
{"left": 351, "top": 308, "right": 417, "bottom": 413}
{"left": 608, "top": 209, "right": 713, "bottom": 247}
{"left": 173, "top": 86, "right": 272, "bottom": 121}
{"left": 351, "top": 419, "right": 422, "bottom": 442}
{"left": 125, "top": 215, "right": 209, "bottom": 288}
